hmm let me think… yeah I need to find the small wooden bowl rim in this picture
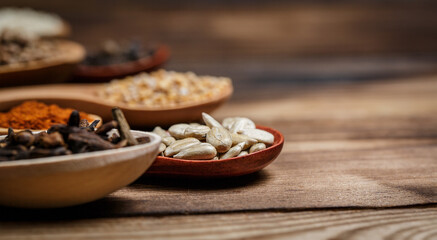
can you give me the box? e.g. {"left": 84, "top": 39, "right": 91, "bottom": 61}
{"left": 74, "top": 45, "right": 170, "bottom": 78}
{"left": 0, "top": 40, "right": 85, "bottom": 74}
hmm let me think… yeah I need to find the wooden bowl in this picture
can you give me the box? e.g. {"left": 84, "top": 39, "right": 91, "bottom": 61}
{"left": 0, "top": 130, "right": 161, "bottom": 208}
{"left": 73, "top": 45, "right": 170, "bottom": 82}
{"left": 145, "top": 126, "right": 284, "bottom": 178}
{"left": 0, "top": 83, "right": 233, "bottom": 127}
{"left": 0, "top": 113, "right": 102, "bottom": 135}
{"left": 0, "top": 40, "right": 85, "bottom": 87}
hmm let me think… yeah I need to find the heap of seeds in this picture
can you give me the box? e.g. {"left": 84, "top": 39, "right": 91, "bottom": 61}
{"left": 98, "top": 70, "right": 232, "bottom": 108}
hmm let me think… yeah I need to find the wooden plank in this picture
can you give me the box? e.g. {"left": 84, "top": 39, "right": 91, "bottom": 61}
{"left": 0, "top": 75, "right": 435, "bottom": 220}
{"left": 0, "top": 207, "right": 436, "bottom": 240}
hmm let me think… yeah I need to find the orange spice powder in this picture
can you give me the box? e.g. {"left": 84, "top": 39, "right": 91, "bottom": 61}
{"left": 0, "top": 101, "right": 93, "bottom": 130}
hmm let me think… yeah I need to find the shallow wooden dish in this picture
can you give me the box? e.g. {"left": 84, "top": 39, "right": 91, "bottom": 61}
{"left": 0, "top": 40, "right": 85, "bottom": 87}
{"left": 0, "top": 113, "right": 102, "bottom": 135}
{"left": 73, "top": 45, "right": 170, "bottom": 82}
{"left": 145, "top": 126, "right": 284, "bottom": 178}
{"left": 0, "top": 83, "right": 233, "bottom": 127}
{"left": 0, "top": 130, "right": 161, "bottom": 208}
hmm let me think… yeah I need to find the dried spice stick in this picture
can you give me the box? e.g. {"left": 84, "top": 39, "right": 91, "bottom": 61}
{"left": 111, "top": 107, "right": 138, "bottom": 146}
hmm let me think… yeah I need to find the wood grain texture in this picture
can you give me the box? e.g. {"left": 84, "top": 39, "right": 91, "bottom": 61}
{"left": 0, "top": 75, "right": 435, "bottom": 220}
{"left": 1, "top": 206, "right": 436, "bottom": 240}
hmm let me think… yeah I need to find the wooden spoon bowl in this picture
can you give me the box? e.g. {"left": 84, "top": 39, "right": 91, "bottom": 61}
{"left": 0, "top": 130, "right": 161, "bottom": 208}
{"left": 0, "top": 40, "right": 85, "bottom": 87}
{"left": 0, "top": 113, "right": 102, "bottom": 135}
{"left": 145, "top": 126, "right": 284, "bottom": 178}
{"left": 0, "top": 83, "right": 233, "bottom": 127}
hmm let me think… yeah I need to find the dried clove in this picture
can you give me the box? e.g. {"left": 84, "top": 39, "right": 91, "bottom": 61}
{"left": 13, "top": 130, "right": 35, "bottom": 147}
{"left": 68, "top": 130, "right": 116, "bottom": 152}
{"left": 0, "top": 108, "right": 143, "bottom": 161}
{"left": 30, "top": 146, "right": 71, "bottom": 158}
{"left": 95, "top": 120, "right": 117, "bottom": 136}
{"left": 68, "top": 110, "right": 80, "bottom": 127}
{"left": 35, "top": 132, "right": 65, "bottom": 148}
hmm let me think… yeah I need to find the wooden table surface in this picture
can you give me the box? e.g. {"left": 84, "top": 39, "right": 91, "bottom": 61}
{"left": 1, "top": 1, "right": 437, "bottom": 239}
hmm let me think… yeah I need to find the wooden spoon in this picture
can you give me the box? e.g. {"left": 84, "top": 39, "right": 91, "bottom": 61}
{"left": 0, "top": 40, "right": 85, "bottom": 87}
{"left": 0, "top": 130, "right": 161, "bottom": 208}
{"left": 0, "top": 113, "right": 102, "bottom": 135}
{"left": 0, "top": 83, "right": 233, "bottom": 127}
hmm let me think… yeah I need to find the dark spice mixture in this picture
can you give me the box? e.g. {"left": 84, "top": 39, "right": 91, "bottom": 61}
{"left": 0, "top": 108, "right": 149, "bottom": 162}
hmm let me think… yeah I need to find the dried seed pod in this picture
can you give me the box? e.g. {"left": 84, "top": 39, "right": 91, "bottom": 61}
{"left": 152, "top": 126, "right": 170, "bottom": 138}
{"left": 168, "top": 123, "right": 190, "bottom": 139}
{"left": 223, "top": 117, "right": 256, "bottom": 133}
{"left": 239, "top": 128, "right": 274, "bottom": 145}
{"left": 206, "top": 126, "right": 232, "bottom": 153}
{"left": 249, "top": 143, "right": 266, "bottom": 154}
{"left": 0, "top": 148, "right": 18, "bottom": 158}
{"left": 68, "top": 130, "right": 116, "bottom": 152}
{"left": 220, "top": 142, "right": 245, "bottom": 159}
{"left": 222, "top": 118, "right": 234, "bottom": 130}
{"left": 162, "top": 136, "right": 176, "bottom": 146}
{"left": 95, "top": 120, "right": 118, "bottom": 136}
{"left": 36, "top": 132, "right": 65, "bottom": 148}
{"left": 173, "top": 143, "right": 217, "bottom": 160}
{"left": 237, "top": 151, "right": 248, "bottom": 157}
{"left": 202, "top": 112, "right": 223, "bottom": 129}
{"left": 159, "top": 143, "right": 167, "bottom": 153}
{"left": 230, "top": 133, "right": 257, "bottom": 149}
{"left": 164, "top": 137, "right": 201, "bottom": 157}
{"left": 229, "top": 118, "right": 256, "bottom": 133}
{"left": 184, "top": 125, "right": 210, "bottom": 140}
{"left": 30, "top": 146, "right": 71, "bottom": 158}
{"left": 14, "top": 131, "right": 35, "bottom": 147}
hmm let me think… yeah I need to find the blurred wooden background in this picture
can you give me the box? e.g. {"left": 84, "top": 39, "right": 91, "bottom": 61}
{"left": 2, "top": 0, "right": 437, "bottom": 90}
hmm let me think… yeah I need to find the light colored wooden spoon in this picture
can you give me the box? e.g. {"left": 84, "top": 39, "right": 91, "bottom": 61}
{"left": 0, "top": 40, "right": 85, "bottom": 87}
{"left": 0, "top": 130, "right": 161, "bottom": 208}
{"left": 0, "top": 113, "right": 102, "bottom": 135}
{"left": 0, "top": 83, "right": 233, "bottom": 127}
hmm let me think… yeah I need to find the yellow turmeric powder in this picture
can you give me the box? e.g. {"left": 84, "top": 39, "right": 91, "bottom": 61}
{"left": 0, "top": 101, "right": 93, "bottom": 129}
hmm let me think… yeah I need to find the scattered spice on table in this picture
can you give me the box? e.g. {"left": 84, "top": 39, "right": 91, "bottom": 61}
{"left": 98, "top": 69, "right": 232, "bottom": 108}
{"left": 0, "top": 108, "right": 149, "bottom": 161}
{"left": 0, "top": 101, "right": 93, "bottom": 130}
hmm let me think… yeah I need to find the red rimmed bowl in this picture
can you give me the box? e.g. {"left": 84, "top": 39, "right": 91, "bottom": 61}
{"left": 72, "top": 44, "right": 170, "bottom": 82}
{"left": 145, "top": 125, "right": 284, "bottom": 178}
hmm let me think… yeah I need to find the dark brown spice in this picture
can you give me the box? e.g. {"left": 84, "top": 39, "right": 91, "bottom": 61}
{"left": 0, "top": 109, "right": 150, "bottom": 161}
